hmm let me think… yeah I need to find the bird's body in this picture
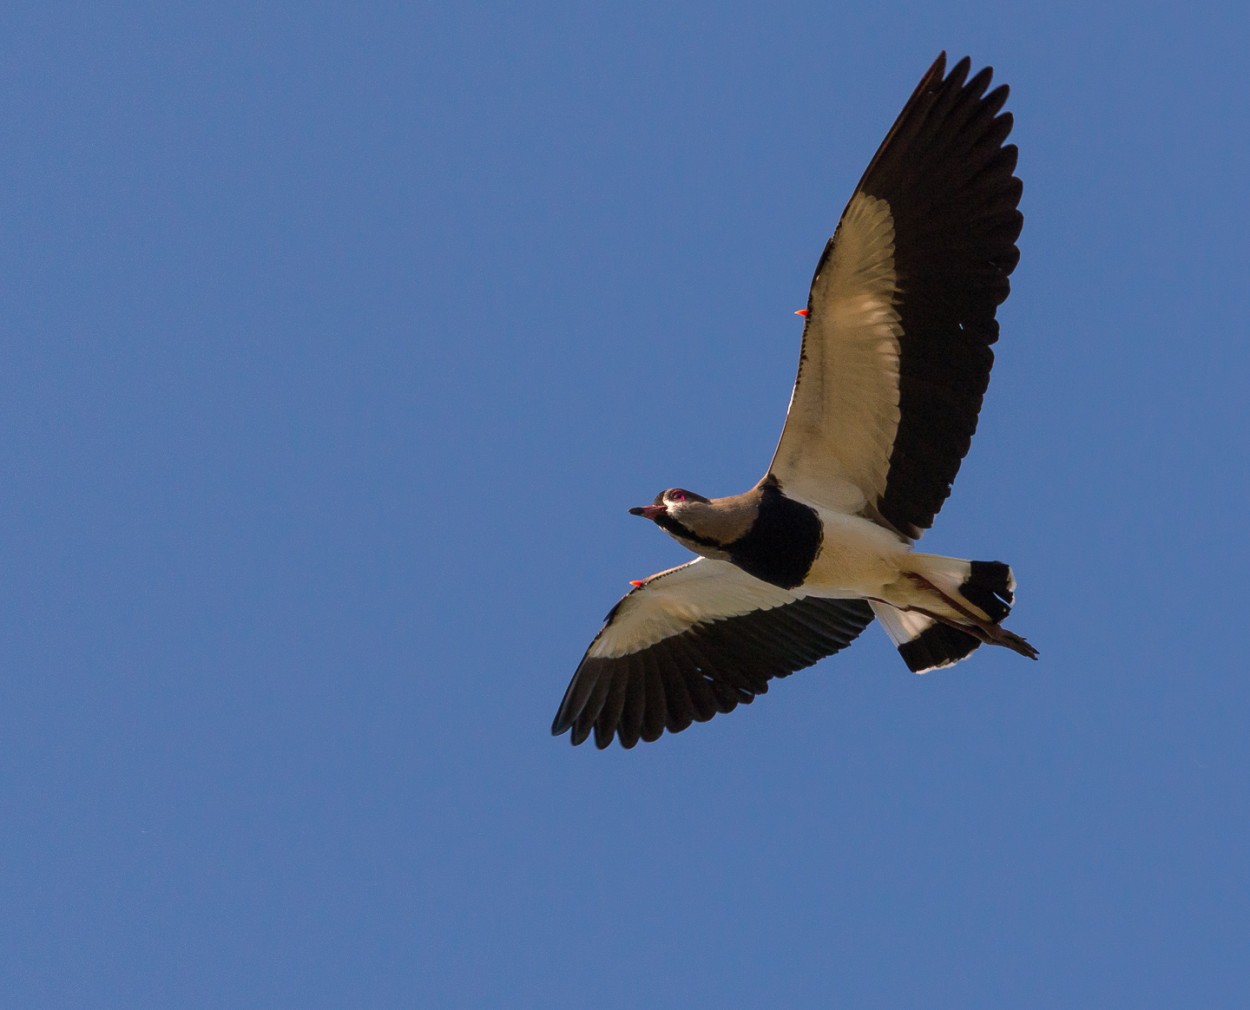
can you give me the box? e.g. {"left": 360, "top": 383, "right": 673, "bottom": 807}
{"left": 553, "top": 54, "right": 1036, "bottom": 749}
{"left": 801, "top": 507, "right": 911, "bottom": 600}
{"left": 647, "top": 482, "right": 904, "bottom": 596}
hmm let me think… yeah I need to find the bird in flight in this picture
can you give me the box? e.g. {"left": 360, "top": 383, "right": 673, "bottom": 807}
{"left": 553, "top": 53, "right": 1035, "bottom": 749}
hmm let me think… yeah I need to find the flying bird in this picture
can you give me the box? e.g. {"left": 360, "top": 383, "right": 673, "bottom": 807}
{"left": 553, "top": 53, "right": 1034, "bottom": 749}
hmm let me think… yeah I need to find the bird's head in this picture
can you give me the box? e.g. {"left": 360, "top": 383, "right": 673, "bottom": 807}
{"left": 628, "top": 487, "right": 708, "bottom": 522}
{"left": 629, "top": 487, "right": 750, "bottom": 555}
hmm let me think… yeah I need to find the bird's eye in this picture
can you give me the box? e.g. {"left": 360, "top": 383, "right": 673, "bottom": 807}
{"left": 668, "top": 490, "right": 687, "bottom": 502}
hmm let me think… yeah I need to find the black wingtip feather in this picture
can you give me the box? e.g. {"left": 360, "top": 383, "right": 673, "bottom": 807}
{"left": 960, "top": 560, "right": 1014, "bottom": 623}
{"left": 858, "top": 55, "right": 1023, "bottom": 536}
{"left": 898, "top": 623, "right": 982, "bottom": 672}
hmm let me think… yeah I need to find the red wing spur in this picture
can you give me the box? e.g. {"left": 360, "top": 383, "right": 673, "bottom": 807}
{"left": 554, "top": 53, "right": 1034, "bottom": 749}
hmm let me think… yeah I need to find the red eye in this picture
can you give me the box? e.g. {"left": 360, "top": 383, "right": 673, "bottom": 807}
{"left": 669, "top": 490, "right": 687, "bottom": 502}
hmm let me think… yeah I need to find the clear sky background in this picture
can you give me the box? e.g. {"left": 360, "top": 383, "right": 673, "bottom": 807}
{"left": 4, "top": 2, "right": 1249, "bottom": 1007}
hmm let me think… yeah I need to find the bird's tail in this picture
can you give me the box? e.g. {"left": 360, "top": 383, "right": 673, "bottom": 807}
{"left": 872, "top": 556, "right": 1037, "bottom": 673}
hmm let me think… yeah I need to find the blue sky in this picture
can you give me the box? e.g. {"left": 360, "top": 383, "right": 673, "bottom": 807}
{"left": 4, "top": 2, "right": 1249, "bottom": 1007}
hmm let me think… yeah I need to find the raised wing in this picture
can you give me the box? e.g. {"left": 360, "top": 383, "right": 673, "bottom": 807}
{"left": 768, "top": 53, "right": 1023, "bottom": 537}
{"left": 552, "top": 559, "right": 874, "bottom": 748}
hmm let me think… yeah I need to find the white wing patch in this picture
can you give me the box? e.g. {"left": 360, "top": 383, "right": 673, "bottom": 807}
{"left": 870, "top": 600, "right": 932, "bottom": 646}
{"left": 770, "top": 192, "right": 903, "bottom": 515}
{"left": 587, "top": 558, "right": 802, "bottom": 660}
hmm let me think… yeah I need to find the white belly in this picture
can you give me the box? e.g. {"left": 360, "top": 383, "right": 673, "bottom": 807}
{"left": 802, "top": 510, "right": 911, "bottom": 598}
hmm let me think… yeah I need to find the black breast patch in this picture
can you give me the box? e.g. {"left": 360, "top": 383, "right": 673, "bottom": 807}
{"left": 728, "top": 484, "right": 822, "bottom": 589}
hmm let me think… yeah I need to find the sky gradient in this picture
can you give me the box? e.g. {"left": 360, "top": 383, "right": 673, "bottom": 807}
{"left": 4, "top": 3, "right": 1249, "bottom": 1007}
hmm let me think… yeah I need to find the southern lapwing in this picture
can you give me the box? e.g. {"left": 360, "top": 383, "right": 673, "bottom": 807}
{"left": 553, "top": 53, "right": 1034, "bottom": 749}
